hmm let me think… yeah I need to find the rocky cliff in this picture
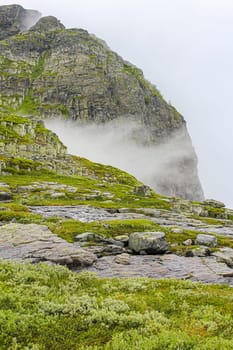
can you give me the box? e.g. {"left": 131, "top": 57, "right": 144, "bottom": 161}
{"left": 0, "top": 4, "right": 204, "bottom": 200}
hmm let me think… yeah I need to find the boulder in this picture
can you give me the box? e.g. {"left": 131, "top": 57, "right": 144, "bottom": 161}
{"left": 203, "top": 199, "right": 225, "bottom": 208}
{"left": 213, "top": 248, "right": 233, "bottom": 268}
{"left": 84, "top": 244, "right": 125, "bottom": 257}
{"left": 0, "top": 223, "right": 96, "bottom": 267}
{"left": 128, "top": 231, "right": 168, "bottom": 254}
{"left": 185, "top": 247, "right": 211, "bottom": 257}
{"left": 195, "top": 234, "right": 217, "bottom": 247}
{"left": 75, "top": 232, "right": 124, "bottom": 247}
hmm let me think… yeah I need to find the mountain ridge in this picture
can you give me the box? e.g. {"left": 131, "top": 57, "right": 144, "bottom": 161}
{"left": 0, "top": 4, "right": 204, "bottom": 201}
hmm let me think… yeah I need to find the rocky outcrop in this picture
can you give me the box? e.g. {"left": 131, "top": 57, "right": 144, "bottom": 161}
{"left": 0, "top": 115, "right": 67, "bottom": 160}
{"left": 82, "top": 254, "right": 233, "bottom": 285}
{"left": 0, "top": 4, "right": 41, "bottom": 40}
{"left": 0, "top": 4, "right": 204, "bottom": 201}
{"left": 0, "top": 223, "right": 96, "bottom": 266}
{"left": 30, "top": 16, "right": 65, "bottom": 32}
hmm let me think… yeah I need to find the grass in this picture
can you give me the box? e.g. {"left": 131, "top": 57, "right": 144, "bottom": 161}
{"left": 123, "top": 63, "right": 164, "bottom": 99}
{"left": 0, "top": 170, "right": 172, "bottom": 211}
{"left": 0, "top": 260, "right": 232, "bottom": 349}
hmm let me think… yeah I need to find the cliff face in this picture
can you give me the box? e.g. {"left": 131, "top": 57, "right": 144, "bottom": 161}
{"left": 0, "top": 4, "right": 41, "bottom": 40}
{"left": 0, "top": 4, "right": 204, "bottom": 201}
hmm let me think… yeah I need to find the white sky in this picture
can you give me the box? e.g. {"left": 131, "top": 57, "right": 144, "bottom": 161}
{"left": 1, "top": 0, "right": 233, "bottom": 207}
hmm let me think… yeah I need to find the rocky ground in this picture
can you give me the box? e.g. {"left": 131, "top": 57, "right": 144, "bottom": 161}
{"left": 1, "top": 200, "right": 233, "bottom": 286}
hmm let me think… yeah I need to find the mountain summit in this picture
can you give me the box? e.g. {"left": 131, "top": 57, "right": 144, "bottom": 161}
{"left": 0, "top": 4, "right": 204, "bottom": 200}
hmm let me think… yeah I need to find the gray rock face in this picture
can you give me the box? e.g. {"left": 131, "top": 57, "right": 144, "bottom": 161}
{"left": 128, "top": 231, "right": 168, "bottom": 254}
{"left": 30, "top": 16, "right": 65, "bottom": 32}
{"left": 0, "top": 4, "right": 204, "bottom": 201}
{"left": 0, "top": 223, "right": 96, "bottom": 267}
{"left": 0, "top": 5, "right": 41, "bottom": 40}
{"left": 81, "top": 254, "right": 233, "bottom": 285}
{"left": 195, "top": 234, "right": 217, "bottom": 247}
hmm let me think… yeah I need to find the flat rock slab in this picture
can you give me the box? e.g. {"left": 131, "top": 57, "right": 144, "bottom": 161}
{"left": 0, "top": 223, "right": 96, "bottom": 266}
{"left": 29, "top": 206, "right": 145, "bottom": 222}
{"left": 79, "top": 254, "right": 233, "bottom": 286}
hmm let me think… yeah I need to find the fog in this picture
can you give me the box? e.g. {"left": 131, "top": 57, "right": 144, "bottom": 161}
{"left": 45, "top": 118, "right": 198, "bottom": 199}
{"left": 1, "top": 0, "right": 233, "bottom": 207}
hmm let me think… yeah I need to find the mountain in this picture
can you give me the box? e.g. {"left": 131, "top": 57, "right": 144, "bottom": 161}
{"left": 1, "top": 5, "right": 233, "bottom": 349}
{"left": 0, "top": 4, "right": 204, "bottom": 201}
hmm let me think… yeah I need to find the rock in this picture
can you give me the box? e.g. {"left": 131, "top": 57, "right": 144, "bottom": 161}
{"left": 183, "top": 239, "right": 193, "bottom": 246}
{"left": 50, "top": 192, "right": 66, "bottom": 199}
{"left": 195, "top": 234, "right": 217, "bottom": 247}
{"left": 171, "top": 228, "right": 184, "bottom": 234}
{"left": 75, "top": 232, "right": 124, "bottom": 248}
{"left": 213, "top": 248, "right": 233, "bottom": 268}
{"left": 134, "top": 185, "right": 152, "bottom": 197}
{"left": 0, "top": 4, "right": 41, "bottom": 40}
{"left": 85, "top": 244, "right": 125, "bottom": 257}
{"left": 0, "top": 192, "right": 12, "bottom": 201}
{"left": 0, "top": 223, "right": 96, "bottom": 267}
{"left": 114, "top": 235, "right": 129, "bottom": 246}
{"left": 115, "top": 253, "right": 131, "bottom": 265}
{"left": 0, "top": 182, "right": 10, "bottom": 188}
{"left": 30, "top": 16, "right": 64, "bottom": 32}
{"left": 82, "top": 254, "right": 233, "bottom": 285}
{"left": 203, "top": 199, "right": 225, "bottom": 208}
{"left": 128, "top": 232, "right": 168, "bottom": 254}
{"left": 75, "top": 232, "right": 97, "bottom": 242}
{"left": 186, "top": 247, "right": 211, "bottom": 257}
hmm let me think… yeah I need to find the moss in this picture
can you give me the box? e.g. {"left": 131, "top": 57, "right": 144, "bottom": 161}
{"left": 17, "top": 89, "right": 39, "bottom": 115}
{"left": 50, "top": 219, "right": 162, "bottom": 242}
{"left": 31, "top": 52, "right": 49, "bottom": 80}
{"left": 0, "top": 125, "right": 33, "bottom": 144}
{"left": 123, "top": 63, "right": 163, "bottom": 99}
{"left": 0, "top": 113, "right": 30, "bottom": 124}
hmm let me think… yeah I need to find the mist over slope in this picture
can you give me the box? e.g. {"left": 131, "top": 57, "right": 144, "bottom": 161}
{"left": 0, "top": 3, "right": 204, "bottom": 201}
{"left": 46, "top": 118, "right": 202, "bottom": 199}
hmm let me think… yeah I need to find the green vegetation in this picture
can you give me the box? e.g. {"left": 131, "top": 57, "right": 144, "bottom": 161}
{"left": 123, "top": 63, "right": 163, "bottom": 99}
{"left": 17, "top": 90, "right": 39, "bottom": 115}
{"left": 0, "top": 260, "right": 232, "bottom": 349}
{"left": 31, "top": 52, "right": 48, "bottom": 80}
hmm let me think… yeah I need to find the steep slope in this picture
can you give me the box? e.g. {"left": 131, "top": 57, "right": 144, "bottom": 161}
{"left": 0, "top": 4, "right": 204, "bottom": 201}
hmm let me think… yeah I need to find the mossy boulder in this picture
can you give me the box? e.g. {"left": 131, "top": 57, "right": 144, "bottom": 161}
{"left": 128, "top": 231, "right": 168, "bottom": 254}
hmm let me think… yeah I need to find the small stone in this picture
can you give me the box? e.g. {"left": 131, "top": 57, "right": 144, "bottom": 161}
{"left": 183, "top": 239, "right": 193, "bottom": 246}
{"left": 195, "top": 234, "right": 217, "bottom": 247}
{"left": 50, "top": 192, "right": 66, "bottom": 198}
{"left": 74, "top": 232, "right": 96, "bottom": 242}
{"left": 115, "top": 253, "right": 131, "bottom": 265}
{"left": 171, "top": 228, "right": 183, "bottom": 234}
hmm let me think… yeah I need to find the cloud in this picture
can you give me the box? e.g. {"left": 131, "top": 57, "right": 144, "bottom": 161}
{"left": 45, "top": 117, "right": 201, "bottom": 200}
